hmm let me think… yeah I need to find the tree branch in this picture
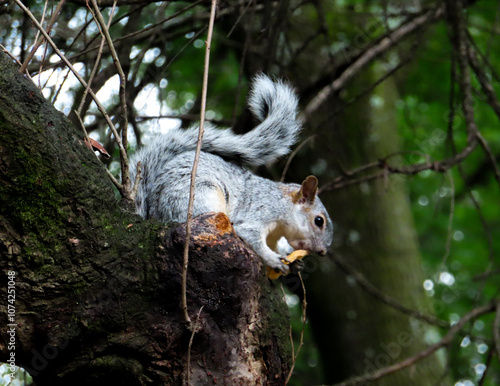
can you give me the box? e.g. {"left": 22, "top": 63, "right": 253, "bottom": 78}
{"left": 334, "top": 301, "right": 497, "bottom": 386}
{"left": 89, "top": 0, "right": 132, "bottom": 197}
{"left": 331, "top": 253, "right": 448, "bottom": 328}
{"left": 303, "top": 5, "right": 444, "bottom": 118}
{"left": 12, "top": 0, "right": 130, "bottom": 196}
{"left": 19, "top": 0, "right": 66, "bottom": 74}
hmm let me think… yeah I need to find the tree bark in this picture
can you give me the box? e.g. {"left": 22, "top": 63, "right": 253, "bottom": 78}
{"left": 0, "top": 52, "right": 291, "bottom": 385}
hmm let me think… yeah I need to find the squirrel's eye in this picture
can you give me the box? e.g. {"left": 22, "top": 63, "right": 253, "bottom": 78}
{"left": 314, "top": 216, "right": 324, "bottom": 228}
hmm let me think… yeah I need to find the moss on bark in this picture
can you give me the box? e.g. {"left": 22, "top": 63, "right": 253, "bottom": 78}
{"left": 0, "top": 52, "right": 291, "bottom": 385}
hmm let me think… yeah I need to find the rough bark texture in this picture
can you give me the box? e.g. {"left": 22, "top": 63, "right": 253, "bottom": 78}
{"left": 0, "top": 51, "right": 290, "bottom": 385}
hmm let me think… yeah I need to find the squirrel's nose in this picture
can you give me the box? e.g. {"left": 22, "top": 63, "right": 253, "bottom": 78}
{"left": 318, "top": 248, "right": 327, "bottom": 256}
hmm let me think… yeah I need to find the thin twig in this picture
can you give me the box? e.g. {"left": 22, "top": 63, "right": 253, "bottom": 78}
{"left": 31, "top": 1, "right": 259, "bottom": 76}
{"left": 77, "top": 0, "right": 117, "bottom": 117}
{"left": 186, "top": 305, "right": 204, "bottom": 386}
{"left": 231, "top": 0, "right": 255, "bottom": 127}
{"left": 89, "top": 0, "right": 131, "bottom": 195}
{"left": 73, "top": 109, "right": 93, "bottom": 149}
{"left": 31, "top": 0, "right": 49, "bottom": 85}
{"left": 477, "top": 344, "right": 495, "bottom": 386}
{"left": 280, "top": 283, "right": 296, "bottom": 373}
{"left": 303, "top": 5, "right": 444, "bottom": 118}
{"left": 19, "top": 0, "right": 66, "bottom": 74}
{"left": 448, "top": 41, "right": 495, "bottom": 266}
{"left": 440, "top": 171, "right": 455, "bottom": 267}
{"left": 285, "top": 272, "right": 307, "bottom": 384}
{"left": 334, "top": 301, "right": 497, "bottom": 386}
{"left": 319, "top": 138, "right": 477, "bottom": 194}
{"left": 280, "top": 135, "right": 316, "bottom": 182}
{"left": 75, "top": 110, "right": 124, "bottom": 191}
{"left": 226, "top": 0, "right": 254, "bottom": 38}
{"left": 0, "top": 44, "right": 25, "bottom": 69}
{"left": 476, "top": 131, "right": 500, "bottom": 188}
{"left": 131, "top": 162, "right": 142, "bottom": 201}
{"left": 13, "top": 0, "right": 129, "bottom": 193}
{"left": 51, "top": 67, "right": 71, "bottom": 105}
{"left": 331, "top": 253, "right": 448, "bottom": 327}
{"left": 473, "top": 269, "right": 500, "bottom": 281}
{"left": 36, "top": 0, "right": 205, "bottom": 73}
{"left": 181, "top": 0, "right": 218, "bottom": 325}
{"left": 494, "top": 300, "right": 500, "bottom": 360}
{"left": 314, "top": 5, "right": 479, "bottom": 198}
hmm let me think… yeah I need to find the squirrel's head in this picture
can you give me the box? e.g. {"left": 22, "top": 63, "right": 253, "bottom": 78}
{"left": 287, "top": 176, "right": 333, "bottom": 255}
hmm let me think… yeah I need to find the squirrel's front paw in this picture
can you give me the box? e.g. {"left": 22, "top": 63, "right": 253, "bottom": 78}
{"left": 276, "top": 257, "right": 292, "bottom": 273}
{"left": 265, "top": 258, "right": 290, "bottom": 280}
{"left": 266, "top": 250, "right": 309, "bottom": 279}
{"left": 289, "top": 258, "right": 305, "bottom": 273}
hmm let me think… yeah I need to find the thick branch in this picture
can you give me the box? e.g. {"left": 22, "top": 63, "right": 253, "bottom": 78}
{"left": 0, "top": 51, "right": 291, "bottom": 385}
{"left": 303, "top": 5, "right": 444, "bottom": 118}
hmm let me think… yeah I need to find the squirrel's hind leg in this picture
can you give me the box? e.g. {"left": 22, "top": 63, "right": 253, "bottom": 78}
{"left": 155, "top": 179, "right": 228, "bottom": 223}
{"left": 192, "top": 181, "right": 228, "bottom": 216}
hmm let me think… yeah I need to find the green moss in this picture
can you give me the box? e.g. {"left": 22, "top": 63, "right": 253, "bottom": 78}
{"left": 1, "top": 146, "right": 67, "bottom": 257}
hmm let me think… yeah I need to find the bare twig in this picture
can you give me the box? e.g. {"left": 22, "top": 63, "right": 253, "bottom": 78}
{"left": 73, "top": 109, "right": 93, "bottom": 149}
{"left": 440, "top": 171, "right": 455, "bottom": 267}
{"left": 13, "top": 0, "right": 128, "bottom": 194}
{"left": 31, "top": 0, "right": 256, "bottom": 75}
{"left": 89, "top": 0, "right": 131, "bottom": 195}
{"left": 334, "top": 301, "right": 497, "bottom": 386}
{"left": 466, "top": 41, "right": 500, "bottom": 120}
{"left": 0, "top": 44, "right": 25, "bottom": 69}
{"left": 320, "top": 170, "right": 385, "bottom": 194}
{"left": 75, "top": 110, "right": 123, "bottom": 191}
{"left": 186, "top": 305, "right": 204, "bottom": 386}
{"left": 477, "top": 344, "right": 495, "bottom": 386}
{"left": 280, "top": 135, "right": 316, "bottom": 182}
{"left": 331, "top": 253, "right": 448, "bottom": 327}
{"left": 476, "top": 130, "right": 500, "bottom": 188}
{"left": 319, "top": 142, "right": 477, "bottom": 194}
{"left": 446, "top": 0, "right": 477, "bottom": 141}
{"left": 448, "top": 42, "right": 495, "bottom": 265}
{"left": 465, "top": 43, "right": 500, "bottom": 188}
{"left": 473, "top": 269, "right": 500, "bottom": 281}
{"left": 131, "top": 162, "right": 142, "bottom": 201}
{"left": 181, "top": 0, "right": 218, "bottom": 325}
{"left": 76, "top": 0, "right": 117, "bottom": 117}
{"left": 494, "top": 300, "right": 500, "bottom": 360}
{"left": 30, "top": 0, "right": 49, "bottom": 83}
{"left": 36, "top": 0, "right": 204, "bottom": 73}
{"left": 19, "top": 0, "right": 66, "bottom": 74}
{"left": 285, "top": 272, "right": 307, "bottom": 384}
{"left": 303, "top": 5, "right": 444, "bottom": 118}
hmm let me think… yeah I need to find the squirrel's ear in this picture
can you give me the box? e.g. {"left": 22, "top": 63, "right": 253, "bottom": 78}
{"left": 293, "top": 175, "right": 318, "bottom": 204}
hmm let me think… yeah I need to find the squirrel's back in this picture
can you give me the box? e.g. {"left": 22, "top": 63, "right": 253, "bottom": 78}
{"left": 130, "top": 74, "right": 302, "bottom": 218}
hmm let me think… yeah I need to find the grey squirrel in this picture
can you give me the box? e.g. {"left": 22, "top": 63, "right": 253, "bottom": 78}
{"left": 131, "top": 74, "right": 333, "bottom": 274}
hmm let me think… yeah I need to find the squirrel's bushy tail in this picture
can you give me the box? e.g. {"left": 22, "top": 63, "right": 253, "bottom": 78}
{"left": 240, "top": 74, "right": 301, "bottom": 165}
{"left": 141, "top": 74, "right": 301, "bottom": 167}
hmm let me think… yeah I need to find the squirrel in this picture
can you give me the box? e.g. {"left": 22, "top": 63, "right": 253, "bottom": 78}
{"left": 130, "top": 74, "right": 333, "bottom": 274}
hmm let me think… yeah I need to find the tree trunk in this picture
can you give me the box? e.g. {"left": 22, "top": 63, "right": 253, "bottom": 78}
{"left": 284, "top": 70, "right": 445, "bottom": 384}
{"left": 0, "top": 52, "right": 291, "bottom": 385}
